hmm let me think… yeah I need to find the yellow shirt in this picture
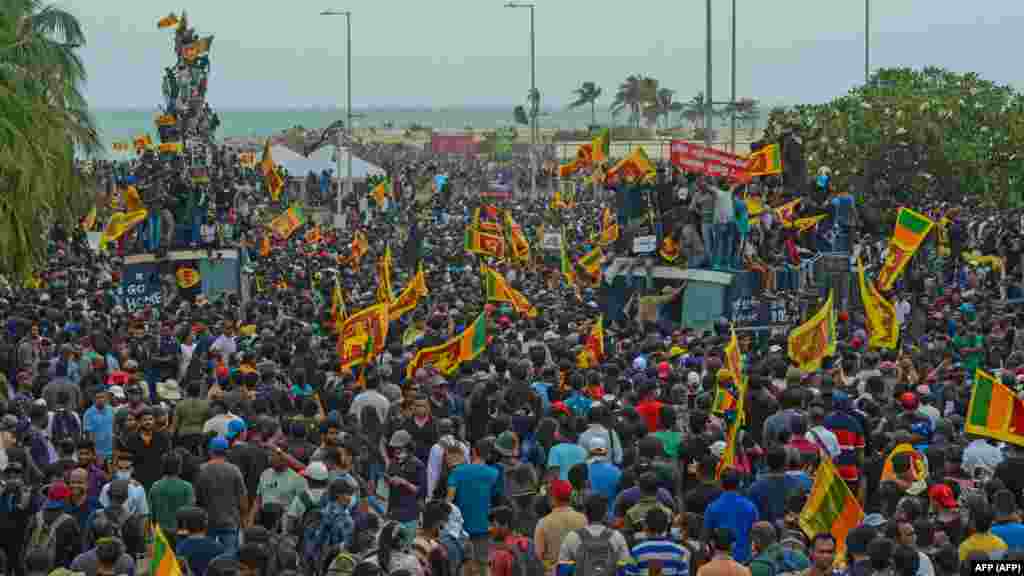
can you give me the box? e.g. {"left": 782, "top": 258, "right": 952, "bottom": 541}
{"left": 958, "top": 532, "right": 1008, "bottom": 561}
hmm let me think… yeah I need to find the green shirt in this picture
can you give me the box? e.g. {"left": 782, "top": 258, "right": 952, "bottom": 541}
{"left": 955, "top": 334, "right": 984, "bottom": 375}
{"left": 149, "top": 476, "right": 195, "bottom": 535}
{"left": 257, "top": 467, "right": 308, "bottom": 508}
{"left": 652, "top": 431, "right": 683, "bottom": 459}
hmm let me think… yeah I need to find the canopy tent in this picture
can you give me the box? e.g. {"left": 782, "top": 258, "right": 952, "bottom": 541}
{"left": 270, "top": 145, "right": 384, "bottom": 179}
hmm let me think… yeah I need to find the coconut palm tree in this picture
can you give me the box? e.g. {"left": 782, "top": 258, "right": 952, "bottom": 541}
{"left": 611, "top": 75, "right": 644, "bottom": 129}
{"left": 0, "top": 0, "right": 99, "bottom": 279}
{"left": 569, "top": 81, "right": 602, "bottom": 129}
{"left": 650, "top": 88, "right": 684, "bottom": 129}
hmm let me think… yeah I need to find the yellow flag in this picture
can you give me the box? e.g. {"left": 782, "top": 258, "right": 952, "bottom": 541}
{"left": 376, "top": 246, "right": 394, "bottom": 304}
{"left": 787, "top": 290, "right": 837, "bottom": 372}
{"left": 81, "top": 206, "right": 97, "bottom": 232}
{"left": 123, "top": 186, "right": 144, "bottom": 212}
{"left": 99, "top": 209, "right": 149, "bottom": 249}
{"left": 857, "top": 257, "right": 899, "bottom": 349}
{"left": 157, "top": 14, "right": 179, "bottom": 29}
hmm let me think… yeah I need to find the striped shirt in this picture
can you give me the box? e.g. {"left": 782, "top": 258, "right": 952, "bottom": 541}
{"left": 627, "top": 538, "right": 691, "bottom": 576}
{"left": 823, "top": 411, "right": 865, "bottom": 481}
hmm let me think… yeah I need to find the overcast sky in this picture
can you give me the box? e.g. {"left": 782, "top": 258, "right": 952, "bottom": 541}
{"left": 69, "top": 0, "right": 1024, "bottom": 110}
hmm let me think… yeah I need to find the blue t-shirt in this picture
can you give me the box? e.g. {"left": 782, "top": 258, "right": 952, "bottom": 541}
{"left": 547, "top": 443, "right": 587, "bottom": 481}
{"left": 704, "top": 491, "right": 760, "bottom": 563}
{"left": 448, "top": 463, "right": 499, "bottom": 536}
{"left": 992, "top": 523, "right": 1024, "bottom": 552}
{"left": 83, "top": 405, "right": 114, "bottom": 459}
{"left": 587, "top": 461, "right": 622, "bottom": 507}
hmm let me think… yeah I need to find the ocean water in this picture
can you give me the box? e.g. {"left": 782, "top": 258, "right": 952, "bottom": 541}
{"left": 92, "top": 106, "right": 771, "bottom": 153}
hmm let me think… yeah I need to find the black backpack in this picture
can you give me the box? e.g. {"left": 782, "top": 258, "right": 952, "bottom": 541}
{"left": 575, "top": 527, "right": 617, "bottom": 576}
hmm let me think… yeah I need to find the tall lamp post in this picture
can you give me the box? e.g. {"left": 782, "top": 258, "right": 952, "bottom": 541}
{"left": 320, "top": 9, "right": 354, "bottom": 222}
{"left": 864, "top": 0, "right": 870, "bottom": 83}
{"left": 705, "top": 0, "right": 713, "bottom": 147}
{"left": 505, "top": 1, "right": 537, "bottom": 200}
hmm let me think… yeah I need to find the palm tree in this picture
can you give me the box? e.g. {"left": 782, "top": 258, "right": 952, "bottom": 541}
{"left": 650, "top": 88, "right": 683, "bottom": 130}
{"left": 611, "top": 75, "right": 644, "bottom": 129}
{"left": 568, "top": 81, "right": 602, "bottom": 129}
{"left": 0, "top": 0, "right": 98, "bottom": 280}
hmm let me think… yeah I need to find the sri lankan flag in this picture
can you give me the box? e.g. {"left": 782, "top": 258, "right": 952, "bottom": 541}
{"left": 464, "top": 225, "right": 506, "bottom": 259}
{"left": 857, "top": 257, "right": 898, "bottom": 349}
{"left": 338, "top": 231, "right": 369, "bottom": 269}
{"left": 505, "top": 212, "right": 531, "bottom": 262}
{"left": 304, "top": 225, "right": 323, "bottom": 245}
{"left": 717, "top": 327, "right": 747, "bottom": 478}
{"left": 133, "top": 133, "right": 153, "bottom": 152}
{"left": 406, "top": 312, "right": 490, "bottom": 377}
{"left": 389, "top": 262, "right": 429, "bottom": 321}
{"left": 607, "top": 146, "right": 655, "bottom": 183}
{"left": 376, "top": 245, "right": 394, "bottom": 303}
{"left": 370, "top": 179, "right": 391, "bottom": 207}
{"left": 482, "top": 264, "right": 538, "bottom": 317}
{"left": 877, "top": 208, "right": 935, "bottom": 291}
{"left": 592, "top": 128, "right": 610, "bottom": 163}
{"left": 99, "top": 209, "right": 149, "bottom": 250}
{"left": 577, "top": 316, "right": 605, "bottom": 368}
{"left": 774, "top": 199, "right": 801, "bottom": 227}
{"left": 337, "top": 303, "right": 390, "bottom": 371}
{"left": 966, "top": 369, "right": 1024, "bottom": 447}
{"left": 799, "top": 457, "right": 864, "bottom": 559}
{"left": 260, "top": 138, "right": 285, "bottom": 202}
{"left": 550, "top": 189, "right": 571, "bottom": 211}
{"left": 746, "top": 143, "right": 782, "bottom": 176}
{"left": 151, "top": 526, "right": 183, "bottom": 576}
{"left": 558, "top": 159, "right": 579, "bottom": 178}
{"left": 599, "top": 207, "right": 619, "bottom": 245}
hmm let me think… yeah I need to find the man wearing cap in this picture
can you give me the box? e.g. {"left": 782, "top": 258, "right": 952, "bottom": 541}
{"left": 386, "top": 429, "right": 426, "bottom": 543}
{"left": 24, "top": 481, "right": 80, "bottom": 570}
{"left": 195, "top": 436, "right": 247, "bottom": 555}
{"left": 585, "top": 437, "right": 622, "bottom": 508}
{"left": 535, "top": 478, "right": 586, "bottom": 573}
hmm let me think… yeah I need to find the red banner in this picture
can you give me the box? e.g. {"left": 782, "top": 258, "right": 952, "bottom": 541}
{"left": 432, "top": 134, "right": 478, "bottom": 155}
{"left": 670, "top": 141, "right": 750, "bottom": 182}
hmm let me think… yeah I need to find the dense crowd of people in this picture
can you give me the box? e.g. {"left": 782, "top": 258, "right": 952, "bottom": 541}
{"left": 11, "top": 137, "right": 1024, "bottom": 576}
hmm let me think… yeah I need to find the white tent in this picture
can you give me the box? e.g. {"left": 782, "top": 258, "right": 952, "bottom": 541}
{"left": 270, "top": 145, "right": 384, "bottom": 179}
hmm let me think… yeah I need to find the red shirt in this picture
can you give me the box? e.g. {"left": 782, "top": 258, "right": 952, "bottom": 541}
{"left": 787, "top": 437, "right": 820, "bottom": 457}
{"left": 490, "top": 534, "right": 531, "bottom": 576}
{"left": 636, "top": 399, "right": 664, "bottom": 433}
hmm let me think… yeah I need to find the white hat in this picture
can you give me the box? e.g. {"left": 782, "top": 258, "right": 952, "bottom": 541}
{"left": 687, "top": 371, "right": 701, "bottom": 385}
{"left": 304, "top": 461, "right": 329, "bottom": 482}
{"left": 710, "top": 440, "right": 727, "bottom": 459}
{"left": 107, "top": 385, "right": 126, "bottom": 399}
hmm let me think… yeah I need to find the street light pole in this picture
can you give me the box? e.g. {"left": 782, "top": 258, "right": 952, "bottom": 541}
{"left": 321, "top": 9, "right": 354, "bottom": 222}
{"left": 865, "top": 0, "right": 870, "bottom": 84}
{"left": 506, "top": 2, "right": 537, "bottom": 200}
{"left": 730, "top": 0, "right": 737, "bottom": 153}
{"left": 705, "top": 0, "right": 713, "bottom": 147}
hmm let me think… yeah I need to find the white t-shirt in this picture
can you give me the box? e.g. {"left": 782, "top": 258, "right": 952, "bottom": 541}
{"left": 896, "top": 299, "right": 911, "bottom": 325}
{"left": 179, "top": 343, "right": 197, "bottom": 380}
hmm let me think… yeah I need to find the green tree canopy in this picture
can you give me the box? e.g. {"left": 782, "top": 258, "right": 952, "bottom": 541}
{"left": 763, "top": 67, "right": 1024, "bottom": 207}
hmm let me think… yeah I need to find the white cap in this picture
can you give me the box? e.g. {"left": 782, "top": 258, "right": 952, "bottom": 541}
{"left": 304, "top": 461, "right": 329, "bottom": 482}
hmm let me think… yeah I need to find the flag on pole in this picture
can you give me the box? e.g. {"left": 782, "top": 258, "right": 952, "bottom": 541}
{"left": 856, "top": 257, "right": 899, "bottom": 349}
{"left": 151, "top": 525, "right": 184, "bottom": 576}
{"left": 389, "top": 262, "right": 429, "bottom": 321}
{"left": 406, "top": 312, "right": 490, "bottom": 377}
{"left": 337, "top": 303, "right": 390, "bottom": 371}
{"left": 877, "top": 208, "right": 935, "bottom": 291}
{"left": 370, "top": 179, "right": 391, "bottom": 207}
{"left": 81, "top": 206, "right": 97, "bottom": 231}
{"left": 560, "top": 226, "right": 576, "bottom": 288}
{"left": 331, "top": 278, "right": 348, "bottom": 332}
{"left": 481, "top": 265, "right": 538, "bottom": 317}
{"left": 576, "top": 316, "right": 605, "bottom": 368}
{"left": 157, "top": 13, "right": 179, "bottom": 29}
{"left": 260, "top": 139, "right": 285, "bottom": 202}
{"left": 966, "top": 369, "right": 1024, "bottom": 447}
{"left": 716, "top": 327, "right": 747, "bottom": 477}
{"left": 599, "top": 206, "right": 619, "bottom": 245}
{"left": 799, "top": 457, "right": 864, "bottom": 559}
{"left": 787, "top": 290, "right": 837, "bottom": 372}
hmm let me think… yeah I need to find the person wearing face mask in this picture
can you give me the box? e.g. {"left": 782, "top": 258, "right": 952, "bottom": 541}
{"left": 284, "top": 461, "right": 329, "bottom": 534}
{"left": 251, "top": 446, "right": 305, "bottom": 528}
{"left": 97, "top": 451, "right": 149, "bottom": 519}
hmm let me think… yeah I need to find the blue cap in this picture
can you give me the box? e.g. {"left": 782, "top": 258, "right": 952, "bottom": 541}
{"left": 225, "top": 419, "right": 247, "bottom": 440}
{"left": 208, "top": 436, "right": 229, "bottom": 453}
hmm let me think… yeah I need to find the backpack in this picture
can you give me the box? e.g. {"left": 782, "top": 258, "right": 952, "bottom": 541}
{"left": 575, "top": 526, "right": 617, "bottom": 576}
{"left": 328, "top": 548, "right": 381, "bottom": 576}
{"left": 494, "top": 537, "right": 544, "bottom": 576}
{"left": 51, "top": 409, "right": 80, "bottom": 445}
{"left": 25, "top": 511, "right": 73, "bottom": 572}
{"left": 94, "top": 507, "right": 145, "bottom": 557}
{"left": 750, "top": 546, "right": 809, "bottom": 576}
